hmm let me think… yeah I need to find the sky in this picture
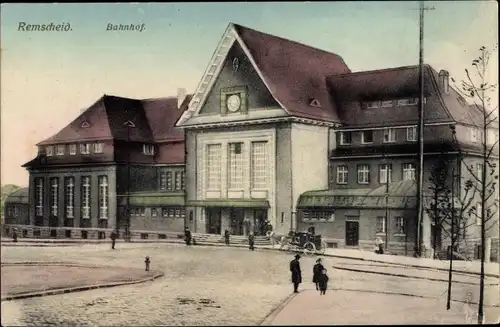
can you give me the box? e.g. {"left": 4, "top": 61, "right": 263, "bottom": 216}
{"left": 0, "top": 1, "right": 498, "bottom": 187}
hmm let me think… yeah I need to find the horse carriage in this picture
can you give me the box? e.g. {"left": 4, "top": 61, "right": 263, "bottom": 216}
{"left": 268, "top": 230, "right": 327, "bottom": 255}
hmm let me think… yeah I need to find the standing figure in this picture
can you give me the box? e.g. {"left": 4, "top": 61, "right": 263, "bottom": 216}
{"left": 375, "top": 237, "right": 384, "bottom": 254}
{"left": 248, "top": 232, "right": 255, "bottom": 251}
{"left": 224, "top": 229, "right": 230, "bottom": 246}
{"left": 12, "top": 228, "right": 18, "bottom": 243}
{"left": 312, "top": 258, "right": 325, "bottom": 291}
{"left": 110, "top": 229, "right": 118, "bottom": 249}
{"left": 185, "top": 227, "right": 192, "bottom": 245}
{"left": 289, "top": 254, "right": 302, "bottom": 293}
{"left": 318, "top": 269, "right": 329, "bottom": 295}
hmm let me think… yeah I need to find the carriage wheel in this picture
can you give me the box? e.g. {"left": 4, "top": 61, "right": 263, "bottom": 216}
{"left": 318, "top": 241, "right": 327, "bottom": 255}
{"left": 303, "top": 242, "right": 316, "bottom": 256}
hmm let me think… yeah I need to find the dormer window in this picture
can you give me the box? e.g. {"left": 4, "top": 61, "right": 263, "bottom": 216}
{"left": 69, "top": 144, "right": 77, "bottom": 155}
{"left": 93, "top": 142, "right": 104, "bottom": 153}
{"left": 46, "top": 146, "right": 54, "bottom": 156}
{"left": 339, "top": 131, "right": 352, "bottom": 145}
{"left": 143, "top": 144, "right": 155, "bottom": 156}
{"left": 81, "top": 121, "right": 90, "bottom": 128}
{"left": 361, "top": 130, "right": 373, "bottom": 144}
{"left": 80, "top": 143, "right": 90, "bottom": 155}
{"left": 309, "top": 99, "right": 321, "bottom": 107}
{"left": 381, "top": 100, "right": 394, "bottom": 108}
{"left": 397, "top": 98, "right": 418, "bottom": 106}
{"left": 56, "top": 145, "right": 65, "bottom": 156}
{"left": 366, "top": 101, "right": 380, "bottom": 109}
{"left": 383, "top": 128, "right": 396, "bottom": 143}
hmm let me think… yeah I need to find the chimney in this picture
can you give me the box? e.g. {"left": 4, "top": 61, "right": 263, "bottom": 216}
{"left": 438, "top": 70, "right": 450, "bottom": 94}
{"left": 177, "top": 88, "right": 187, "bottom": 109}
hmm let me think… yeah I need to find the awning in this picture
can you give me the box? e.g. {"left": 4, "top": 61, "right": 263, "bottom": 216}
{"left": 117, "top": 192, "right": 185, "bottom": 207}
{"left": 297, "top": 194, "right": 416, "bottom": 209}
{"left": 187, "top": 199, "right": 270, "bottom": 208}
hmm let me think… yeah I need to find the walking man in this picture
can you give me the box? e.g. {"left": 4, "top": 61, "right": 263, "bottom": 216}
{"left": 248, "top": 232, "right": 255, "bottom": 251}
{"left": 224, "top": 229, "right": 230, "bottom": 246}
{"left": 290, "top": 254, "right": 302, "bottom": 293}
{"left": 110, "top": 229, "right": 118, "bottom": 249}
{"left": 185, "top": 227, "right": 192, "bottom": 246}
{"left": 312, "top": 258, "right": 325, "bottom": 291}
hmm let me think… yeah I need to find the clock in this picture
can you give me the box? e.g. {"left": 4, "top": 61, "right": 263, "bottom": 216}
{"left": 226, "top": 94, "right": 241, "bottom": 112}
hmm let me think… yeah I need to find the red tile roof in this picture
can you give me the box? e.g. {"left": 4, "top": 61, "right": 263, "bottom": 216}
{"left": 233, "top": 24, "right": 351, "bottom": 123}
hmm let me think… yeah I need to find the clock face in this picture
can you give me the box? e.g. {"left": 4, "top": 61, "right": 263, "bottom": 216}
{"left": 227, "top": 94, "right": 241, "bottom": 112}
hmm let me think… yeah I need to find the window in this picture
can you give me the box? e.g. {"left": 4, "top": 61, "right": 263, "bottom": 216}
{"left": 381, "top": 100, "right": 394, "bottom": 108}
{"left": 166, "top": 171, "right": 173, "bottom": 191}
{"left": 403, "top": 163, "right": 416, "bottom": 181}
{"left": 336, "top": 165, "right": 348, "bottom": 184}
{"left": 251, "top": 141, "right": 267, "bottom": 189}
{"left": 180, "top": 171, "right": 185, "bottom": 190}
{"left": 397, "top": 98, "right": 418, "bottom": 106}
{"left": 65, "top": 177, "right": 75, "bottom": 218}
{"left": 361, "top": 131, "right": 373, "bottom": 144}
{"left": 93, "top": 142, "right": 104, "bottom": 153}
{"left": 302, "top": 210, "right": 334, "bottom": 221}
{"left": 50, "top": 178, "right": 59, "bottom": 216}
{"left": 174, "top": 171, "right": 184, "bottom": 191}
{"left": 379, "top": 164, "right": 392, "bottom": 184}
{"left": 159, "top": 172, "right": 167, "bottom": 190}
{"left": 56, "top": 145, "right": 65, "bottom": 156}
{"left": 81, "top": 176, "right": 91, "bottom": 219}
{"left": 395, "top": 217, "right": 405, "bottom": 235}
{"left": 339, "top": 131, "right": 352, "bottom": 145}
{"left": 376, "top": 216, "right": 386, "bottom": 234}
{"left": 383, "top": 128, "right": 396, "bottom": 143}
{"left": 476, "top": 163, "right": 483, "bottom": 179}
{"left": 206, "top": 144, "right": 222, "bottom": 190}
{"left": 366, "top": 101, "right": 380, "bottom": 109}
{"left": 35, "top": 178, "right": 44, "bottom": 216}
{"left": 69, "top": 144, "right": 77, "bottom": 155}
{"left": 406, "top": 126, "right": 417, "bottom": 142}
{"left": 46, "top": 146, "right": 54, "bottom": 156}
{"left": 98, "top": 176, "right": 108, "bottom": 219}
{"left": 162, "top": 208, "right": 168, "bottom": 217}
{"left": 357, "top": 164, "right": 370, "bottom": 184}
{"left": 476, "top": 203, "right": 482, "bottom": 225}
{"left": 143, "top": 144, "right": 155, "bottom": 156}
{"left": 80, "top": 144, "right": 90, "bottom": 155}
{"left": 229, "top": 142, "right": 244, "bottom": 189}
{"left": 152, "top": 208, "right": 158, "bottom": 217}
{"left": 470, "top": 129, "right": 479, "bottom": 143}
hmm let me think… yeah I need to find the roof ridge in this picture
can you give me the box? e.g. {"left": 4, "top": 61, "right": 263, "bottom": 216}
{"left": 141, "top": 94, "right": 194, "bottom": 102}
{"left": 328, "top": 64, "right": 426, "bottom": 79}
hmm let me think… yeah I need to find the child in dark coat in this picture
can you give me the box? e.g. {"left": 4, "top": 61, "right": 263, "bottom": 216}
{"left": 318, "top": 269, "right": 329, "bottom": 295}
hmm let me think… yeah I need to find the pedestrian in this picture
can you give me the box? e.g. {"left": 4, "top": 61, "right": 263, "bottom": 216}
{"left": 289, "top": 254, "right": 302, "bottom": 293}
{"left": 375, "top": 237, "right": 384, "bottom": 254}
{"left": 110, "top": 229, "right": 117, "bottom": 249}
{"left": 318, "top": 268, "right": 329, "bottom": 295}
{"left": 184, "top": 227, "right": 192, "bottom": 246}
{"left": 224, "top": 229, "right": 230, "bottom": 246}
{"left": 248, "top": 232, "right": 255, "bottom": 251}
{"left": 12, "top": 228, "right": 18, "bottom": 243}
{"left": 312, "top": 258, "right": 325, "bottom": 291}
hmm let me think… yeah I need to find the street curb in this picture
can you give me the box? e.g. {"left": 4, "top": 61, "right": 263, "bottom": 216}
{"left": 331, "top": 265, "right": 499, "bottom": 286}
{"left": 1, "top": 239, "right": 185, "bottom": 247}
{"left": 1, "top": 263, "right": 164, "bottom": 301}
{"left": 259, "top": 291, "right": 299, "bottom": 326}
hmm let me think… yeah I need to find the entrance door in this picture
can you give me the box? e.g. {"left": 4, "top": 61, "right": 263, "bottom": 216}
{"left": 345, "top": 221, "right": 359, "bottom": 246}
{"left": 206, "top": 208, "right": 221, "bottom": 234}
{"left": 431, "top": 225, "right": 442, "bottom": 250}
{"left": 253, "top": 209, "right": 268, "bottom": 236}
{"left": 230, "top": 208, "right": 245, "bottom": 235}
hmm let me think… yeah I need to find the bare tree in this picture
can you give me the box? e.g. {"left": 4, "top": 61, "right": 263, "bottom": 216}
{"left": 450, "top": 45, "right": 499, "bottom": 324}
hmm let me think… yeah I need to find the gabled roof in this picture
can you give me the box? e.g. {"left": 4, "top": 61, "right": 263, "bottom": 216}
{"left": 4, "top": 187, "right": 29, "bottom": 205}
{"left": 38, "top": 94, "right": 190, "bottom": 146}
{"left": 326, "top": 65, "right": 483, "bottom": 128}
{"left": 176, "top": 22, "right": 351, "bottom": 126}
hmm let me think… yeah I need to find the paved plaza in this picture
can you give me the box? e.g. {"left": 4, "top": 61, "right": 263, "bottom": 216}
{"left": 1, "top": 243, "right": 499, "bottom": 326}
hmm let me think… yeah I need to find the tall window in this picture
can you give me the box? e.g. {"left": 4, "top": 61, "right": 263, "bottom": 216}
{"left": 80, "top": 144, "right": 90, "bottom": 155}
{"left": 143, "top": 144, "right": 155, "bottom": 155}
{"left": 56, "top": 145, "right": 65, "bottom": 156}
{"left": 251, "top": 141, "right": 267, "bottom": 189}
{"left": 376, "top": 216, "right": 386, "bottom": 234}
{"left": 98, "top": 176, "right": 108, "bottom": 219}
{"left": 35, "top": 178, "right": 44, "bottom": 216}
{"left": 206, "top": 144, "right": 222, "bottom": 190}
{"left": 403, "top": 163, "right": 416, "bottom": 181}
{"left": 361, "top": 131, "right": 373, "bottom": 144}
{"left": 336, "top": 165, "right": 348, "bottom": 184}
{"left": 406, "top": 126, "right": 417, "bottom": 141}
{"left": 46, "top": 146, "right": 54, "bottom": 156}
{"left": 339, "top": 132, "right": 352, "bottom": 145}
{"left": 476, "top": 202, "right": 482, "bottom": 225}
{"left": 65, "top": 177, "right": 75, "bottom": 218}
{"left": 174, "top": 171, "right": 185, "bottom": 191}
{"left": 395, "top": 217, "right": 405, "bottom": 234}
{"left": 229, "top": 142, "right": 244, "bottom": 189}
{"left": 159, "top": 172, "right": 167, "bottom": 190}
{"left": 383, "top": 128, "right": 395, "bottom": 143}
{"left": 93, "top": 142, "right": 104, "bottom": 153}
{"left": 50, "top": 178, "right": 59, "bottom": 216}
{"left": 476, "top": 163, "right": 483, "bottom": 179}
{"left": 69, "top": 144, "right": 77, "bottom": 155}
{"left": 81, "top": 176, "right": 91, "bottom": 219}
{"left": 357, "top": 164, "right": 370, "bottom": 184}
{"left": 379, "top": 164, "right": 392, "bottom": 184}
{"left": 166, "top": 171, "right": 173, "bottom": 190}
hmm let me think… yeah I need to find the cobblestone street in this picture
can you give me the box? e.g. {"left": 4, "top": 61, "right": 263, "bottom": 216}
{"left": 1, "top": 244, "right": 499, "bottom": 325}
